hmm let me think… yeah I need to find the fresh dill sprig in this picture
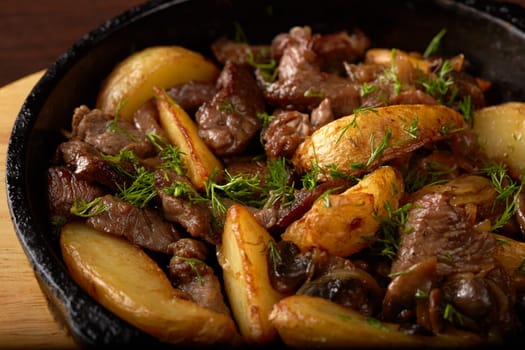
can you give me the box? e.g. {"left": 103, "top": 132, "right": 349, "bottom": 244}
{"left": 265, "top": 239, "right": 282, "bottom": 273}
{"left": 116, "top": 166, "right": 157, "bottom": 208}
{"left": 164, "top": 180, "right": 203, "bottom": 202}
{"left": 367, "top": 129, "right": 392, "bottom": 167}
{"left": 458, "top": 95, "right": 473, "bottom": 125}
{"left": 173, "top": 256, "right": 205, "bottom": 285}
{"left": 421, "top": 60, "right": 455, "bottom": 104}
{"left": 423, "top": 28, "right": 447, "bottom": 58}
{"left": 264, "top": 157, "right": 296, "bottom": 207}
{"left": 483, "top": 162, "right": 523, "bottom": 231}
{"left": 372, "top": 202, "right": 412, "bottom": 260}
{"left": 147, "top": 133, "right": 186, "bottom": 175}
{"left": 70, "top": 197, "right": 107, "bottom": 218}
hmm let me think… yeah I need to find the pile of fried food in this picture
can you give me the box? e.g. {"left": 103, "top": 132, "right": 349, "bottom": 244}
{"left": 47, "top": 25, "right": 525, "bottom": 347}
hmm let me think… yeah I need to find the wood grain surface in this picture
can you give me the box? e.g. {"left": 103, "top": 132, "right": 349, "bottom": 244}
{"left": 0, "top": 71, "right": 78, "bottom": 349}
{"left": 0, "top": 0, "right": 145, "bottom": 87}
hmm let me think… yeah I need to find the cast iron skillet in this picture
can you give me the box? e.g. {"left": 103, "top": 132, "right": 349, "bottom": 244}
{"left": 5, "top": 0, "right": 525, "bottom": 348}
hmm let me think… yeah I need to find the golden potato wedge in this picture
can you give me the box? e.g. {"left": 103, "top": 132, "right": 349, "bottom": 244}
{"left": 155, "top": 86, "right": 223, "bottom": 190}
{"left": 218, "top": 204, "right": 286, "bottom": 344}
{"left": 60, "top": 222, "right": 237, "bottom": 345}
{"left": 473, "top": 102, "right": 525, "bottom": 179}
{"left": 269, "top": 295, "right": 484, "bottom": 348}
{"left": 282, "top": 166, "right": 404, "bottom": 257}
{"left": 292, "top": 104, "right": 466, "bottom": 181}
{"left": 96, "top": 45, "right": 220, "bottom": 120}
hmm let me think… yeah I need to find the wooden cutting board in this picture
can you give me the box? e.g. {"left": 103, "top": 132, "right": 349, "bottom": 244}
{"left": 0, "top": 71, "right": 78, "bottom": 349}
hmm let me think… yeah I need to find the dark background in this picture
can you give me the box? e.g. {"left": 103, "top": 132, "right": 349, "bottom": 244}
{"left": 0, "top": 0, "right": 524, "bottom": 87}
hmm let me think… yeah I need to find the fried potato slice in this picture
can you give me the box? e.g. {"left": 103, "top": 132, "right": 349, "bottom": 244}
{"left": 155, "top": 87, "right": 223, "bottom": 191}
{"left": 282, "top": 166, "right": 404, "bottom": 257}
{"left": 218, "top": 204, "right": 286, "bottom": 344}
{"left": 60, "top": 222, "right": 237, "bottom": 345}
{"left": 269, "top": 295, "right": 484, "bottom": 348}
{"left": 473, "top": 102, "right": 525, "bottom": 179}
{"left": 96, "top": 45, "right": 220, "bottom": 120}
{"left": 292, "top": 104, "right": 466, "bottom": 181}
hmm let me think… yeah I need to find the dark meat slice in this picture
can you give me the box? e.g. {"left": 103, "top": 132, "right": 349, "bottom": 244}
{"left": 131, "top": 99, "right": 168, "bottom": 139}
{"left": 196, "top": 61, "right": 265, "bottom": 156}
{"left": 260, "top": 26, "right": 362, "bottom": 118}
{"left": 263, "top": 109, "right": 311, "bottom": 159}
{"left": 57, "top": 140, "right": 133, "bottom": 190}
{"left": 310, "top": 98, "right": 334, "bottom": 131}
{"left": 261, "top": 70, "right": 361, "bottom": 118}
{"left": 211, "top": 36, "right": 271, "bottom": 65}
{"left": 47, "top": 165, "right": 107, "bottom": 220}
{"left": 222, "top": 156, "right": 269, "bottom": 181}
{"left": 168, "top": 238, "right": 231, "bottom": 315}
{"left": 85, "top": 194, "right": 180, "bottom": 254}
{"left": 311, "top": 29, "right": 371, "bottom": 74}
{"left": 154, "top": 169, "right": 220, "bottom": 245}
{"left": 167, "top": 81, "right": 218, "bottom": 115}
{"left": 383, "top": 191, "right": 517, "bottom": 336}
{"left": 69, "top": 105, "right": 156, "bottom": 158}
{"left": 271, "top": 26, "right": 370, "bottom": 76}
{"left": 391, "top": 192, "right": 496, "bottom": 275}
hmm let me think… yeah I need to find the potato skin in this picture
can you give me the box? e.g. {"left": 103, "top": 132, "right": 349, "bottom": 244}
{"left": 292, "top": 104, "right": 466, "bottom": 181}
{"left": 96, "top": 45, "right": 220, "bottom": 120}
{"left": 60, "top": 222, "right": 237, "bottom": 345}
{"left": 269, "top": 295, "right": 484, "bottom": 348}
{"left": 155, "top": 87, "right": 223, "bottom": 190}
{"left": 218, "top": 204, "right": 285, "bottom": 344}
{"left": 282, "top": 166, "right": 404, "bottom": 257}
{"left": 473, "top": 102, "right": 525, "bottom": 179}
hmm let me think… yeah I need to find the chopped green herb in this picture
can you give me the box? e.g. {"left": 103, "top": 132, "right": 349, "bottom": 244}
{"left": 116, "top": 166, "right": 157, "bottom": 208}
{"left": 70, "top": 197, "right": 107, "bottom": 218}
{"left": 423, "top": 28, "right": 447, "bottom": 58}
{"left": 443, "top": 303, "right": 464, "bottom": 326}
{"left": 367, "top": 129, "right": 392, "bottom": 167}
{"left": 174, "top": 256, "right": 205, "bottom": 285}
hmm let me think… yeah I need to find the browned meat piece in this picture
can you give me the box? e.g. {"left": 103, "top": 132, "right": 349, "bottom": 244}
{"left": 222, "top": 156, "right": 269, "bottom": 181}
{"left": 168, "top": 238, "right": 231, "bottom": 315}
{"left": 261, "top": 71, "right": 361, "bottom": 118}
{"left": 167, "top": 81, "right": 218, "bottom": 115}
{"left": 383, "top": 191, "right": 517, "bottom": 337}
{"left": 311, "top": 28, "right": 371, "bottom": 74}
{"left": 47, "top": 165, "right": 107, "bottom": 220}
{"left": 131, "top": 99, "right": 168, "bottom": 138}
{"left": 57, "top": 140, "right": 133, "bottom": 190}
{"left": 263, "top": 109, "right": 311, "bottom": 159}
{"left": 196, "top": 61, "right": 265, "bottom": 156}
{"left": 211, "top": 36, "right": 271, "bottom": 66}
{"left": 85, "top": 194, "right": 180, "bottom": 254}
{"left": 260, "top": 26, "right": 362, "bottom": 118}
{"left": 310, "top": 98, "right": 334, "bottom": 130}
{"left": 69, "top": 105, "right": 156, "bottom": 158}
{"left": 271, "top": 26, "right": 370, "bottom": 76}
{"left": 154, "top": 169, "right": 220, "bottom": 245}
